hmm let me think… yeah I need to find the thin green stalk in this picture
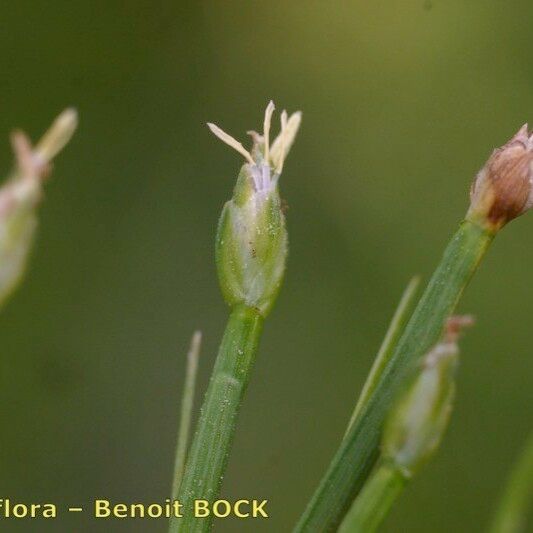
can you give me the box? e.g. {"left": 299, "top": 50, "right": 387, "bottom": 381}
{"left": 489, "top": 432, "right": 533, "bottom": 533}
{"left": 170, "top": 305, "right": 264, "bottom": 533}
{"left": 345, "top": 276, "right": 420, "bottom": 436}
{"left": 295, "top": 220, "right": 494, "bottom": 532}
{"left": 338, "top": 460, "right": 407, "bottom": 533}
{"left": 171, "top": 330, "right": 202, "bottom": 499}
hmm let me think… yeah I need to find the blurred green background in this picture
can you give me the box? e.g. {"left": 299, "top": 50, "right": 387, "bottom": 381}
{"left": 0, "top": 1, "right": 531, "bottom": 531}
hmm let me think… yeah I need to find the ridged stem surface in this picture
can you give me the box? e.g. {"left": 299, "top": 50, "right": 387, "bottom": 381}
{"left": 338, "top": 460, "right": 407, "bottom": 533}
{"left": 170, "top": 305, "right": 264, "bottom": 533}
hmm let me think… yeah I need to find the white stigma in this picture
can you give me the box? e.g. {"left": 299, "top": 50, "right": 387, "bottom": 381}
{"left": 263, "top": 100, "right": 275, "bottom": 164}
{"left": 208, "top": 102, "right": 302, "bottom": 175}
{"left": 270, "top": 110, "right": 302, "bottom": 173}
{"left": 207, "top": 122, "right": 255, "bottom": 165}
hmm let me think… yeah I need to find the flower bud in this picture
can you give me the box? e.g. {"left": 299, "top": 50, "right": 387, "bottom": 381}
{"left": 0, "top": 109, "right": 77, "bottom": 307}
{"left": 467, "top": 124, "right": 533, "bottom": 231}
{"left": 382, "top": 316, "right": 473, "bottom": 477}
{"left": 209, "top": 102, "right": 301, "bottom": 316}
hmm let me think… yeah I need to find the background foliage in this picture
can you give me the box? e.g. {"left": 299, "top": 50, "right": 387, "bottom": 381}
{"left": 1, "top": 1, "right": 531, "bottom": 531}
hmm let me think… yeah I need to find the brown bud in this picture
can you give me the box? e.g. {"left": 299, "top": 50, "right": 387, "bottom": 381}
{"left": 467, "top": 124, "right": 533, "bottom": 230}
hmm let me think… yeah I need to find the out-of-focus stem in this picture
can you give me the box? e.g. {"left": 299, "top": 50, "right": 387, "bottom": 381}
{"left": 490, "top": 432, "right": 533, "bottom": 533}
{"left": 171, "top": 331, "right": 202, "bottom": 499}
{"left": 338, "top": 460, "right": 407, "bottom": 533}
{"left": 345, "top": 276, "right": 420, "bottom": 436}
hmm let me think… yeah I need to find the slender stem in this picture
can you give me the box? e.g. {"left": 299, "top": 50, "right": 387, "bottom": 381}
{"left": 170, "top": 305, "right": 264, "bottom": 533}
{"left": 171, "top": 331, "right": 202, "bottom": 499}
{"left": 338, "top": 460, "right": 408, "bottom": 533}
{"left": 345, "top": 276, "right": 420, "bottom": 436}
{"left": 489, "top": 432, "right": 533, "bottom": 533}
{"left": 295, "top": 220, "right": 494, "bottom": 532}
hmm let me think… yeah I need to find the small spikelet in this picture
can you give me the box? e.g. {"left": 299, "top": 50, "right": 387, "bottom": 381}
{"left": 383, "top": 316, "right": 473, "bottom": 476}
{"left": 0, "top": 109, "right": 77, "bottom": 308}
{"left": 211, "top": 102, "right": 301, "bottom": 316}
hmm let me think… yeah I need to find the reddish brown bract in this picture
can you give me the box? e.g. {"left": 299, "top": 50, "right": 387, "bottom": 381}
{"left": 468, "top": 124, "right": 533, "bottom": 230}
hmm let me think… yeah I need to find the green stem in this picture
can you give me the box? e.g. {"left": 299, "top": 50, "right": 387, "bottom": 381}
{"left": 170, "top": 305, "right": 264, "bottom": 533}
{"left": 338, "top": 460, "right": 408, "bottom": 533}
{"left": 489, "top": 432, "right": 533, "bottom": 533}
{"left": 171, "top": 331, "right": 202, "bottom": 499}
{"left": 295, "top": 220, "right": 494, "bottom": 532}
{"left": 345, "top": 276, "right": 420, "bottom": 436}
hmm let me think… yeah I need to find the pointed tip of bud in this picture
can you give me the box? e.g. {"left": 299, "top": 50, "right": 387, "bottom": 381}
{"left": 512, "top": 123, "right": 532, "bottom": 145}
{"left": 468, "top": 124, "right": 533, "bottom": 230}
